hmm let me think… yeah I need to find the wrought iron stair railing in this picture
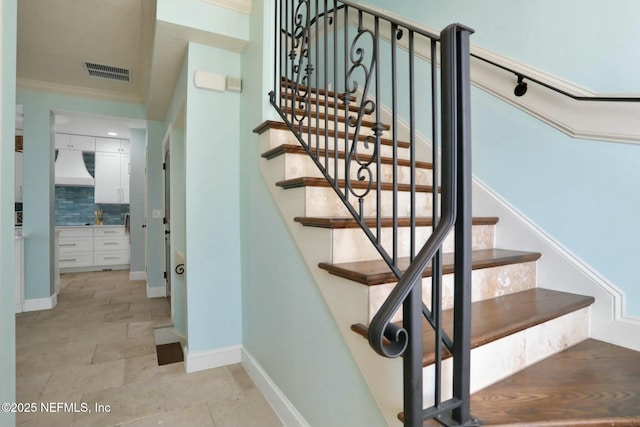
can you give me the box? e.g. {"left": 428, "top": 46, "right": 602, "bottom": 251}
{"left": 269, "top": 1, "right": 479, "bottom": 426}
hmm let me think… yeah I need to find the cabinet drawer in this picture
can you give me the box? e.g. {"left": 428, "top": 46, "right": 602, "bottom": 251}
{"left": 59, "top": 237, "right": 93, "bottom": 253}
{"left": 59, "top": 252, "right": 93, "bottom": 268}
{"left": 58, "top": 227, "right": 93, "bottom": 238}
{"left": 94, "top": 250, "right": 129, "bottom": 266}
{"left": 94, "top": 236, "right": 128, "bottom": 251}
{"left": 94, "top": 227, "right": 125, "bottom": 237}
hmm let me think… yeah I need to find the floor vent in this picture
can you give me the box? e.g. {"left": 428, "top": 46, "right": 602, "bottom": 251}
{"left": 84, "top": 62, "right": 130, "bottom": 82}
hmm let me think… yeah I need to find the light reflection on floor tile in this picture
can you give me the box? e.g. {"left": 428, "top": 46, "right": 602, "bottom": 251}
{"left": 16, "top": 270, "right": 283, "bottom": 427}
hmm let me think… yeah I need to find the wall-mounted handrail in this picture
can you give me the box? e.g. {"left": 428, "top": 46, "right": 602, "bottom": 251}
{"left": 471, "top": 53, "right": 640, "bottom": 102}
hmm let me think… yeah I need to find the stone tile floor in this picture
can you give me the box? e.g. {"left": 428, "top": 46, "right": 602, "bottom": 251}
{"left": 16, "top": 270, "right": 283, "bottom": 427}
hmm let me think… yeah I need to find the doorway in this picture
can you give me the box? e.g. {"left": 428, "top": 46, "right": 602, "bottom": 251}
{"left": 164, "top": 148, "right": 171, "bottom": 299}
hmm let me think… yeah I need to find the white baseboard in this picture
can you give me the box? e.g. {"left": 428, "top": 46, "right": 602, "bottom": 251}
{"left": 129, "top": 271, "right": 146, "bottom": 281}
{"left": 184, "top": 344, "right": 242, "bottom": 374}
{"left": 242, "top": 348, "right": 310, "bottom": 427}
{"left": 146, "top": 285, "right": 166, "bottom": 298}
{"left": 22, "top": 293, "right": 57, "bottom": 312}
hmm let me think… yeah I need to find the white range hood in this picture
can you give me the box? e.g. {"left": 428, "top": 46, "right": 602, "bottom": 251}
{"left": 55, "top": 149, "right": 95, "bottom": 186}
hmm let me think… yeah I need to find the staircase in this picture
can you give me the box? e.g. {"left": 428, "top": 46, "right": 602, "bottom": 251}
{"left": 255, "top": 73, "right": 640, "bottom": 427}
{"left": 255, "top": 1, "right": 640, "bottom": 425}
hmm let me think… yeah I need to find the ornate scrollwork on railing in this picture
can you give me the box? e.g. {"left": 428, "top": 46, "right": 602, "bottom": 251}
{"left": 290, "top": 0, "right": 313, "bottom": 135}
{"left": 175, "top": 264, "right": 185, "bottom": 275}
{"left": 344, "top": 27, "right": 378, "bottom": 214}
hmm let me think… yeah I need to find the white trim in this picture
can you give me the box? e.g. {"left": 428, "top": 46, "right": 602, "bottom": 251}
{"left": 129, "top": 271, "right": 146, "bottom": 281}
{"left": 242, "top": 348, "right": 311, "bottom": 427}
{"left": 146, "top": 285, "right": 166, "bottom": 298}
{"left": 472, "top": 177, "right": 640, "bottom": 351}
{"left": 22, "top": 293, "right": 57, "bottom": 312}
{"left": 16, "top": 78, "right": 143, "bottom": 104}
{"left": 184, "top": 344, "right": 242, "bottom": 373}
{"left": 198, "top": 0, "right": 251, "bottom": 15}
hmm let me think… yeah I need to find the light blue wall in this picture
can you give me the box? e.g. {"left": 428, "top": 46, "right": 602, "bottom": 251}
{"left": 239, "top": 2, "right": 387, "bottom": 426}
{"left": 129, "top": 128, "right": 146, "bottom": 274}
{"left": 183, "top": 42, "right": 242, "bottom": 352}
{"left": 1, "top": 1, "right": 17, "bottom": 426}
{"left": 16, "top": 90, "right": 145, "bottom": 301}
{"left": 359, "top": 0, "right": 640, "bottom": 316}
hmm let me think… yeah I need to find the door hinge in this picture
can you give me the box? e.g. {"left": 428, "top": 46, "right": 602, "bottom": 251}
{"left": 164, "top": 271, "right": 167, "bottom": 279}
{"left": 162, "top": 162, "right": 166, "bottom": 170}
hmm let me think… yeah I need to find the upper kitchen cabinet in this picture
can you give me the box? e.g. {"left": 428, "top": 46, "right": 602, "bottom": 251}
{"left": 94, "top": 138, "right": 130, "bottom": 204}
{"left": 54, "top": 134, "right": 95, "bottom": 151}
{"left": 95, "top": 137, "right": 130, "bottom": 154}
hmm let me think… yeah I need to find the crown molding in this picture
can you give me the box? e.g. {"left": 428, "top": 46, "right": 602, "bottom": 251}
{"left": 198, "top": 0, "right": 251, "bottom": 15}
{"left": 16, "top": 78, "right": 144, "bottom": 105}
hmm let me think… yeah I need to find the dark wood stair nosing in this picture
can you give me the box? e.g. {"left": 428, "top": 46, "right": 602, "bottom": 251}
{"left": 319, "top": 248, "right": 542, "bottom": 286}
{"left": 281, "top": 107, "right": 391, "bottom": 131}
{"left": 263, "top": 144, "right": 432, "bottom": 171}
{"left": 350, "top": 288, "right": 595, "bottom": 367}
{"left": 294, "top": 216, "right": 499, "bottom": 229}
{"left": 280, "top": 92, "right": 362, "bottom": 112}
{"left": 276, "top": 177, "right": 437, "bottom": 194}
{"left": 254, "top": 120, "right": 410, "bottom": 149}
{"left": 281, "top": 77, "right": 357, "bottom": 102}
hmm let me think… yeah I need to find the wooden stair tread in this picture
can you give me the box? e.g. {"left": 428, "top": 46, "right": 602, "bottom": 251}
{"left": 281, "top": 107, "right": 391, "bottom": 130}
{"left": 320, "top": 248, "right": 542, "bottom": 286}
{"left": 276, "top": 177, "right": 436, "bottom": 193}
{"left": 263, "top": 144, "right": 432, "bottom": 171}
{"left": 294, "top": 216, "right": 499, "bottom": 229}
{"left": 254, "top": 120, "right": 410, "bottom": 148}
{"left": 351, "top": 288, "right": 595, "bottom": 367}
{"left": 469, "top": 339, "right": 640, "bottom": 426}
{"left": 281, "top": 77, "right": 357, "bottom": 102}
{"left": 281, "top": 92, "right": 361, "bottom": 112}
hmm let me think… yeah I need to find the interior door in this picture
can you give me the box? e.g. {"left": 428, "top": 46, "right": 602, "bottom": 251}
{"left": 164, "top": 149, "right": 171, "bottom": 298}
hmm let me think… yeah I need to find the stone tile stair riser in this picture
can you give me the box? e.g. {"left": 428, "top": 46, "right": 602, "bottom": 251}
{"left": 303, "top": 185, "right": 437, "bottom": 217}
{"left": 330, "top": 224, "right": 496, "bottom": 264}
{"left": 367, "top": 261, "right": 538, "bottom": 323}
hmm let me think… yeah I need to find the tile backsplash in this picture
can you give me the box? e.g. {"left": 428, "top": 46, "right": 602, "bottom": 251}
{"left": 55, "top": 152, "right": 129, "bottom": 226}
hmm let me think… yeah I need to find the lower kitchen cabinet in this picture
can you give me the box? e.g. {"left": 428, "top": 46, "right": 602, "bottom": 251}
{"left": 57, "top": 226, "right": 129, "bottom": 271}
{"left": 94, "top": 227, "right": 130, "bottom": 266}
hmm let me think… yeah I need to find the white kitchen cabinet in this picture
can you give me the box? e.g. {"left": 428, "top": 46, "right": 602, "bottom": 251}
{"left": 55, "top": 134, "right": 95, "bottom": 151}
{"left": 95, "top": 137, "right": 129, "bottom": 154}
{"left": 94, "top": 227, "right": 129, "bottom": 266}
{"left": 15, "top": 151, "right": 23, "bottom": 203}
{"left": 95, "top": 152, "right": 130, "bottom": 204}
{"left": 57, "top": 226, "right": 129, "bottom": 271}
{"left": 58, "top": 227, "right": 94, "bottom": 269}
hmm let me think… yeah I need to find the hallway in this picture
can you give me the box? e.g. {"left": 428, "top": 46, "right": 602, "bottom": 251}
{"left": 15, "top": 270, "right": 282, "bottom": 427}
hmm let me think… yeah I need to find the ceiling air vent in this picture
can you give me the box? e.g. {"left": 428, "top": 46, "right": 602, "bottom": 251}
{"left": 84, "top": 62, "right": 130, "bottom": 83}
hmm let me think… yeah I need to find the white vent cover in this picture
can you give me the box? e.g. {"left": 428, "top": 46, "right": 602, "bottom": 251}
{"left": 84, "top": 62, "right": 130, "bottom": 83}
